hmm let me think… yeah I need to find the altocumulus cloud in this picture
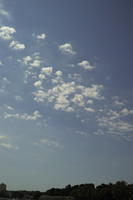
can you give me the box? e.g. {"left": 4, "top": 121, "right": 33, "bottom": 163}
{"left": 36, "top": 33, "right": 46, "bottom": 40}
{"left": 0, "top": 23, "right": 133, "bottom": 142}
{"left": 0, "top": 26, "right": 16, "bottom": 40}
{"left": 20, "top": 53, "right": 42, "bottom": 68}
{"left": 4, "top": 110, "right": 42, "bottom": 121}
{"left": 78, "top": 60, "right": 94, "bottom": 71}
{"left": 9, "top": 40, "right": 25, "bottom": 50}
{"left": 59, "top": 43, "right": 76, "bottom": 55}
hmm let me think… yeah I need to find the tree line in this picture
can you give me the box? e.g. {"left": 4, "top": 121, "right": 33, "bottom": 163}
{"left": 45, "top": 181, "right": 133, "bottom": 200}
{"left": 1, "top": 181, "right": 133, "bottom": 200}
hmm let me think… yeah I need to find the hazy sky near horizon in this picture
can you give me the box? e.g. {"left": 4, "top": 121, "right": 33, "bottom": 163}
{"left": 0, "top": 0, "right": 133, "bottom": 191}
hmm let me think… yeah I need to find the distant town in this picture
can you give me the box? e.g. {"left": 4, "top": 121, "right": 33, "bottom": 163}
{"left": 0, "top": 181, "right": 133, "bottom": 200}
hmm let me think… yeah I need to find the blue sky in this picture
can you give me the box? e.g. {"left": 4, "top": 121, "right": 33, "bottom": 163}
{"left": 0, "top": 0, "right": 133, "bottom": 191}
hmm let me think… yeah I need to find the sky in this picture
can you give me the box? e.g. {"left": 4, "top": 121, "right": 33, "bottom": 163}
{"left": 0, "top": 0, "right": 133, "bottom": 191}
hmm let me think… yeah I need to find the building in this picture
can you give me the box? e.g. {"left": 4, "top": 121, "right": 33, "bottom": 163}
{"left": 0, "top": 183, "right": 6, "bottom": 192}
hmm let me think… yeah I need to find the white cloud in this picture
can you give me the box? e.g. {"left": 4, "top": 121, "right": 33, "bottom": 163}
{"left": 0, "top": 1, "right": 10, "bottom": 20}
{"left": 0, "top": 9, "right": 10, "bottom": 18}
{"left": 40, "top": 138, "right": 63, "bottom": 148}
{"left": 76, "top": 130, "right": 88, "bottom": 136}
{"left": 78, "top": 60, "right": 94, "bottom": 71}
{"left": 33, "top": 90, "right": 47, "bottom": 102}
{"left": 68, "top": 73, "right": 82, "bottom": 82}
{"left": 4, "top": 104, "right": 14, "bottom": 111}
{"left": 52, "top": 72, "right": 63, "bottom": 84}
{"left": 71, "top": 94, "right": 85, "bottom": 107}
{"left": 30, "top": 59, "right": 41, "bottom": 67}
{"left": 23, "top": 70, "right": 37, "bottom": 84}
{"left": 2, "top": 77, "right": 10, "bottom": 84}
{"left": 0, "top": 88, "right": 5, "bottom": 94}
{"left": 98, "top": 117, "right": 133, "bottom": 134}
{"left": 22, "top": 56, "right": 32, "bottom": 65}
{"left": 0, "top": 77, "right": 10, "bottom": 94}
{"left": 105, "top": 108, "right": 133, "bottom": 121}
{"left": 87, "top": 100, "right": 93, "bottom": 104}
{"left": 0, "top": 135, "right": 8, "bottom": 140}
{"left": 9, "top": 40, "right": 25, "bottom": 50}
{"left": 81, "top": 84, "right": 104, "bottom": 100}
{"left": 1, "top": 23, "right": 133, "bottom": 143}
{"left": 120, "top": 108, "right": 133, "bottom": 116}
{"left": 114, "top": 100, "right": 125, "bottom": 107}
{"left": 97, "top": 106, "right": 133, "bottom": 140}
{"left": 4, "top": 110, "right": 42, "bottom": 121}
{"left": 33, "top": 77, "right": 104, "bottom": 112}
{"left": 38, "top": 74, "right": 46, "bottom": 80}
{"left": 54, "top": 95, "right": 72, "bottom": 111}
{"left": 36, "top": 33, "right": 46, "bottom": 40}
{"left": 0, "top": 26, "right": 16, "bottom": 40}
{"left": 55, "top": 70, "right": 62, "bottom": 76}
{"left": 93, "top": 129, "right": 105, "bottom": 136}
{"left": 20, "top": 54, "right": 42, "bottom": 69}
{"left": 52, "top": 76, "right": 63, "bottom": 84}
{"left": 0, "top": 61, "right": 3, "bottom": 66}
{"left": 41, "top": 67, "right": 53, "bottom": 75}
{"left": 0, "top": 142, "right": 18, "bottom": 149}
{"left": 34, "top": 80, "right": 42, "bottom": 88}
{"left": 59, "top": 43, "right": 76, "bottom": 55}
{"left": 15, "top": 96, "right": 23, "bottom": 102}
{"left": 84, "top": 107, "right": 95, "bottom": 112}
{"left": 33, "top": 81, "right": 76, "bottom": 111}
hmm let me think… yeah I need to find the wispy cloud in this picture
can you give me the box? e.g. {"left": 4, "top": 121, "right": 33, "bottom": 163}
{"left": 15, "top": 96, "right": 23, "bottom": 102}
{"left": 4, "top": 111, "right": 42, "bottom": 121}
{"left": 0, "top": 9, "right": 10, "bottom": 18}
{"left": 0, "top": 77, "right": 10, "bottom": 95}
{"left": 4, "top": 104, "right": 14, "bottom": 111}
{"left": 35, "top": 138, "right": 64, "bottom": 148}
{"left": 0, "top": 60, "right": 3, "bottom": 66}
{"left": 0, "top": 1, "right": 11, "bottom": 21}
{"left": 113, "top": 100, "right": 125, "bottom": 107}
{"left": 97, "top": 107, "right": 133, "bottom": 140}
{"left": 0, "top": 134, "right": 18, "bottom": 150}
{"left": 0, "top": 142, "right": 18, "bottom": 150}
{"left": 76, "top": 130, "right": 88, "bottom": 136}
{"left": 0, "top": 135, "right": 8, "bottom": 140}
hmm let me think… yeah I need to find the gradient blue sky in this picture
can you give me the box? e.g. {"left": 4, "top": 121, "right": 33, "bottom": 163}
{"left": 0, "top": 0, "right": 133, "bottom": 191}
